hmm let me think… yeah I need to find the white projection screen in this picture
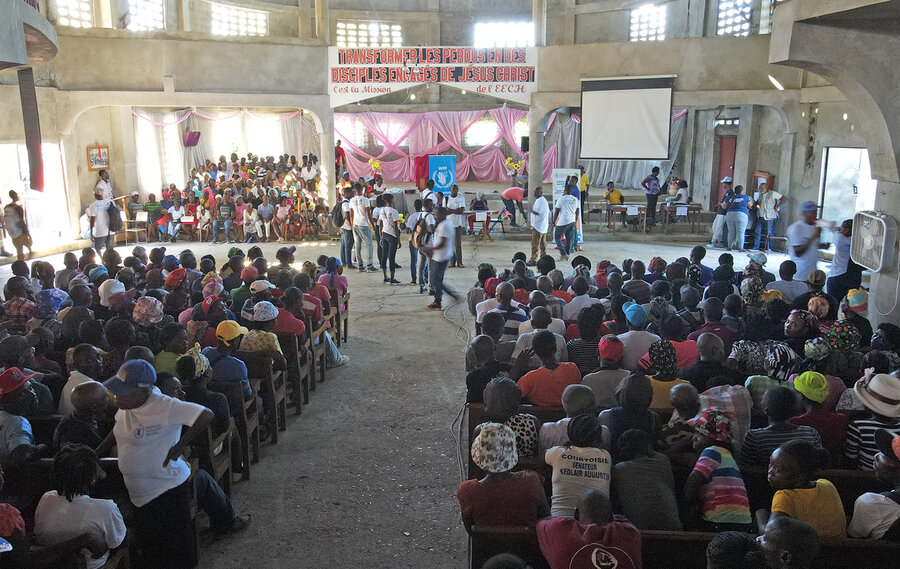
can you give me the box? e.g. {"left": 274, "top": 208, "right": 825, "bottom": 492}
{"left": 580, "top": 76, "right": 675, "bottom": 160}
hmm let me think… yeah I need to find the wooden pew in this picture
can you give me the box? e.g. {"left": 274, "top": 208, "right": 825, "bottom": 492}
{"left": 468, "top": 525, "right": 900, "bottom": 569}
{"left": 236, "top": 353, "right": 287, "bottom": 443}
{"left": 336, "top": 290, "right": 350, "bottom": 346}
{"left": 24, "top": 415, "right": 115, "bottom": 448}
{"left": 304, "top": 314, "right": 328, "bottom": 388}
{"left": 208, "top": 380, "right": 260, "bottom": 480}
{"left": 277, "top": 332, "right": 311, "bottom": 415}
{"left": 192, "top": 420, "right": 234, "bottom": 499}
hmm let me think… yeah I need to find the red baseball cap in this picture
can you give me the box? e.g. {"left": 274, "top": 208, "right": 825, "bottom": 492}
{"left": 598, "top": 336, "right": 624, "bottom": 363}
{"left": 202, "top": 295, "right": 222, "bottom": 314}
{"left": 0, "top": 367, "right": 36, "bottom": 400}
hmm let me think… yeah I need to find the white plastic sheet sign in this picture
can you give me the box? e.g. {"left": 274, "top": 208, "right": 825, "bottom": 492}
{"left": 626, "top": 205, "right": 639, "bottom": 216}
{"left": 475, "top": 212, "right": 487, "bottom": 222}
{"left": 676, "top": 206, "right": 688, "bottom": 216}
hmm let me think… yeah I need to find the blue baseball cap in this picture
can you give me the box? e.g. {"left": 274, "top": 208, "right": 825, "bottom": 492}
{"left": 104, "top": 359, "right": 157, "bottom": 397}
{"left": 801, "top": 201, "right": 818, "bottom": 213}
{"left": 720, "top": 177, "right": 733, "bottom": 184}
{"left": 623, "top": 302, "right": 649, "bottom": 327}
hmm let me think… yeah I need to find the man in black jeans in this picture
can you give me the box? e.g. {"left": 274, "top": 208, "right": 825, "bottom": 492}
{"left": 641, "top": 166, "right": 662, "bottom": 229}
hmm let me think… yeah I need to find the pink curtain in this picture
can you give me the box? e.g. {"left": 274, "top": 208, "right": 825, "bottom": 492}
{"left": 335, "top": 107, "right": 555, "bottom": 183}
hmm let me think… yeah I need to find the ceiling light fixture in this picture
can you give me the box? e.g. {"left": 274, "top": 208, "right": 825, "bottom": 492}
{"left": 768, "top": 74, "right": 785, "bottom": 91}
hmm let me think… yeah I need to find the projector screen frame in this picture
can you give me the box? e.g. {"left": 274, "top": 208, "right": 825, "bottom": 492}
{"left": 579, "top": 75, "right": 677, "bottom": 161}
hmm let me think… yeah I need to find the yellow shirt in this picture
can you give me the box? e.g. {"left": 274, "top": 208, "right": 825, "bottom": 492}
{"left": 771, "top": 479, "right": 847, "bottom": 538}
{"left": 605, "top": 188, "right": 624, "bottom": 205}
{"left": 649, "top": 377, "right": 689, "bottom": 410}
{"left": 579, "top": 173, "right": 589, "bottom": 193}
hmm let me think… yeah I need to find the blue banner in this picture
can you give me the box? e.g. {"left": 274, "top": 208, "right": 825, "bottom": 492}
{"left": 428, "top": 155, "right": 457, "bottom": 193}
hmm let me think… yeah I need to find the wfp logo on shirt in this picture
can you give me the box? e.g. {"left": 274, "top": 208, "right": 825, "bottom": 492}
{"left": 571, "top": 543, "right": 637, "bottom": 569}
{"left": 133, "top": 424, "right": 162, "bottom": 439}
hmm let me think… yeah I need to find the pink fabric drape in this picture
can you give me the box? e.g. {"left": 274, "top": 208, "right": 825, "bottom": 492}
{"left": 335, "top": 107, "right": 555, "bottom": 184}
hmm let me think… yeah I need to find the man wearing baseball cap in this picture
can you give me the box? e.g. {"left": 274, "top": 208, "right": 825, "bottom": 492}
{"left": 229, "top": 265, "right": 258, "bottom": 310}
{"left": 847, "top": 429, "right": 900, "bottom": 539}
{"left": 582, "top": 335, "right": 629, "bottom": 409}
{"left": 786, "top": 200, "right": 821, "bottom": 282}
{"left": 101, "top": 359, "right": 249, "bottom": 566}
{"left": 201, "top": 321, "right": 253, "bottom": 399}
{"left": 618, "top": 302, "right": 661, "bottom": 370}
{"left": 0, "top": 367, "right": 47, "bottom": 462}
{"left": 709, "top": 177, "right": 733, "bottom": 248}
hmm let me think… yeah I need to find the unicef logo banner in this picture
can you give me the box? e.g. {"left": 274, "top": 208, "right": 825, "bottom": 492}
{"left": 429, "top": 156, "right": 457, "bottom": 193}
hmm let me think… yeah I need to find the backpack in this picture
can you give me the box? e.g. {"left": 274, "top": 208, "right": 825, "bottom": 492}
{"left": 412, "top": 212, "right": 431, "bottom": 249}
{"left": 107, "top": 201, "right": 123, "bottom": 232}
{"left": 330, "top": 199, "right": 347, "bottom": 229}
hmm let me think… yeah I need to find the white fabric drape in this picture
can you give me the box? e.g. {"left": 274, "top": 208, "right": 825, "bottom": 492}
{"left": 132, "top": 108, "right": 320, "bottom": 193}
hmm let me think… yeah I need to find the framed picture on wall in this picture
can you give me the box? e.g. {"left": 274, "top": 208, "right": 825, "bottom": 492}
{"left": 87, "top": 145, "right": 110, "bottom": 171}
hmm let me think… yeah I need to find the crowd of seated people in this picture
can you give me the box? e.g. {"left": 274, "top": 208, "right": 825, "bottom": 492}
{"left": 460, "top": 245, "right": 900, "bottom": 568}
{"left": 116, "top": 152, "right": 386, "bottom": 245}
{"left": 0, "top": 244, "right": 351, "bottom": 568}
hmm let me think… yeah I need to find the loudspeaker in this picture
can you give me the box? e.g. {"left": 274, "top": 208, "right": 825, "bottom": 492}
{"left": 520, "top": 136, "right": 529, "bottom": 152}
{"left": 183, "top": 131, "right": 201, "bottom": 147}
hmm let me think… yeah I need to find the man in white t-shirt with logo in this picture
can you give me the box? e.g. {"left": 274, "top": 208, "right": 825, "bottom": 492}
{"left": 445, "top": 184, "right": 467, "bottom": 268}
{"left": 553, "top": 184, "right": 580, "bottom": 262}
{"left": 95, "top": 170, "right": 114, "bottom": 201}
{"left": 101, "top": 359, "right": 249, "bottom": 567}
{"left": 86, "top": 190, "right": 114, "bottom": 254}
{"left": 423, "top": 206, "right": 457, "bottom": 310}
{"left": 339, "top": 187, "right": 355, "bottom": 268}
{"left": 349, "top": 184, "right": 378, "bottom": 272}
{"left": 786, "top": 201, "right": 821, "bottom": 282}
{"left": 422, "top": 179, "right": 437, "bottom": 205}
{"left": 529, "top": 186, "right": 550, "bottom": 265}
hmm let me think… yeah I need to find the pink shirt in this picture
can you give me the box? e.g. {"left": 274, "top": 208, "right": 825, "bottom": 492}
{"left": 501, "top": 187, "right": 525, "bottom": 201}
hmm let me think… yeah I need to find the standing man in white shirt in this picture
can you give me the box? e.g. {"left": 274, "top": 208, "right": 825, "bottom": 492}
{"left": 95, "top": 170, "right": 114, "bottom": 201}
{"left": 445, "top": 184, "right": 467, "bottom": 268}
{"left": 338, "top": 187, "right": 354, "bottom": 268}
{"left": 786, "top": 201, "right": 821, "bottom": 283}
{"left": 423, "top": 206, "right": 457, "bottom": 310}
{"left": 529, "top": 186, "right": 550, "bottom": 265}
{"left": 87, "top": 190, "right": 114, "bottom": 254}
{"left": 349, "top": 184, "right": 378, "bottom": 272}
{"left": 752, "top": 183, "right": 786, "bottom": 251}
{"left": 553, "top": 184, "right": 580, "bottom": 262}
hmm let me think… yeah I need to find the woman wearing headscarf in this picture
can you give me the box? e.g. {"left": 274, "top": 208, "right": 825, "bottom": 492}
{"left": 784, "top": 309, "right": 819, "bottom": 354}
{"left": 807, "top": 296, "right": 832, "bottom": 335}
{"left": 788, "top": 337, "right": 847, "bottom": 412}
{"left": 480, "top": 377, "right": 540, "bottom": 458}
{"left": 457, "top": 423, "right": 549, "bottom": 531}
{"left": 544, "top": 414, "right": 613, "bottom": 516}
{"left": 839, "top": 289, "right": 873, "bottom": 348}
{"left": 647, "top": 340, "right": 688, "bottom": 411}
{"left": 317, "top": 257, "right": 348, "bottom": 297}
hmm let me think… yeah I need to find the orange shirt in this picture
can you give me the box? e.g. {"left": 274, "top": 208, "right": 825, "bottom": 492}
{"left": 517, "top": 362, "right": 582, "bottom": 407}
{"left": 552, "top": 290, "right": 574, "bottom": 303}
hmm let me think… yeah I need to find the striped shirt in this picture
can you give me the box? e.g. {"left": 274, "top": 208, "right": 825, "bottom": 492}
{"left": 566, "top": 338, "right": 601, "bottom": 376}
{"left": 845, "top": 416, "right": 900, "bottom": 470}
{"left": 693, "top": 445, "right": 751, "bottom": 524}
{"left": 740, "top": 425, "right": 823, "bottom": 466}
{"left": 545, "top": 296, "right": 566, "bottom": 320}
{"left": 487, "top": 304, "right": 528, "bottom": 342}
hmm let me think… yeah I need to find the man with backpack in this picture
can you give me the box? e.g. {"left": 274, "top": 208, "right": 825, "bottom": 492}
{"left": 87, "top": 189, "right": 117, "bottom": 254}
{"left": 414, "top": 199, "right": 436, "bottom": 294}
{"left": 333, "top": 187, "right": 355, "bottom": 268}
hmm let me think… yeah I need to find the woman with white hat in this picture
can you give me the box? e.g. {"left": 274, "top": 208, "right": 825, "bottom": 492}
{"left": 845, "top": 373, "right": 900, "bottom": 470}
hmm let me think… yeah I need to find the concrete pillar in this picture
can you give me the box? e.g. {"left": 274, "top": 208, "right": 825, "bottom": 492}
{"left": 317, "top": 110, "right": 334, "bottom": 206}
{"left": 17, "top": 67, "right": 43, "bottom": 191}
{"left": 527, "top": 107, "right": 546, "bottom": 213}
{"left": 733, "top": 105, "right": 760, "bottom": 189}
{"left": 177, "top": 0, "right": 190, "bottom": 32}
{"left": 315, "top": 0, "right": 329, "bottom": 42}
{"left": 533, "top": 0, "right": 546, "bottom": 46}
{"left": 59, "top": 133, "right": 84, "bottom": 238}
{"left": 681, "top": 108, "right": 696, "bottom": 184}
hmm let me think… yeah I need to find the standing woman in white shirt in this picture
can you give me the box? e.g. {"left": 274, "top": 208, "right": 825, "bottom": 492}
{"left": 34, "top": 444, "right": 126, "bottom": 569}
{"left": 529, "top": 186, "right": 550, "bottom": 265}
{"left": 379, "top": 193, "right": 402, "bottom": 285}
{"left": 552, "top": 184, "right": 580, "bottom": 262}
{"left": 243, "top": 201, "right": 260, "bottom": 243}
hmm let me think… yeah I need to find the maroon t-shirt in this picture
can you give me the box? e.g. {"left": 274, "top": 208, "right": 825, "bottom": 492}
{"left": 789, "top": 411, "right": 849, "bottom": 461}
{"left": 687, "top": 322, "right": 739, "bottom": 353}
{"left": 536, "top": 516, "right": 642, "bottom": 569}
{"left": 456, "top": 471, "right": 548, "bottom": 526}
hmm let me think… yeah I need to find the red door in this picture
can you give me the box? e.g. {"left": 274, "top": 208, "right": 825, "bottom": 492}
{"left": 716, "top": 135, "right": 737, "bottom": 205}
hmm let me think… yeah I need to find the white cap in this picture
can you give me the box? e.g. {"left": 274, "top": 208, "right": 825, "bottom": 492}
{"left": 720, "top": 177, "right": 733, "bottom": 184}
{"left": 249, "top": 280, "right": 276, "bottom": 294}
{"left": 131, "top": 191, "right": 140, "bottom": 196}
